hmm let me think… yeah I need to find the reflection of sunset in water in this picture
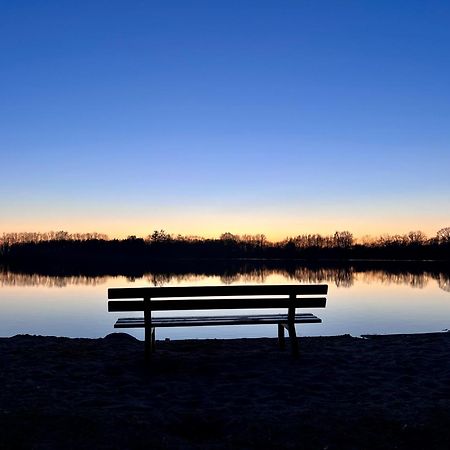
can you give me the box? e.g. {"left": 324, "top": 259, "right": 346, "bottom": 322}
{"left": 0, "top": 266, "right": 449, "bottom": 340}
{"left": 1, "top": 267, "right": 449, "bottom": 292}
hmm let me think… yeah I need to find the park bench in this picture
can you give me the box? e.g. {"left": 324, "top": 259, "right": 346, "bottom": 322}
{"left": 108, "top": 284, "right": 328, "bottom": 358}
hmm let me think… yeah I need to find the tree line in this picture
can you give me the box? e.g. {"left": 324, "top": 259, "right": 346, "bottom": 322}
{"left": 0, "top": 228, "right": 449, "bottom": 263}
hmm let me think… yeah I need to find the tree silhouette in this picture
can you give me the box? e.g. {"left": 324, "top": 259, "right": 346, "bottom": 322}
{"left": 437, "top": 227, "right": 450, "bottom": 243}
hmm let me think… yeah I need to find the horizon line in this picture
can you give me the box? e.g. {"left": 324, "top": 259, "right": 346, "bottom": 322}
{"left": 2, "top": 227, "right": 449, "bottom": 243}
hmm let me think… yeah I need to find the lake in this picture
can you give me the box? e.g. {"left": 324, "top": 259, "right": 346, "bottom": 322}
{"left": 1, "top": 264, "right": 449, "bottom": 340}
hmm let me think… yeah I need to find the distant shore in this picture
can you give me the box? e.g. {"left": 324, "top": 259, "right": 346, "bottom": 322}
{"left": 1, "top": 332, "right": 450, "bottom": 449}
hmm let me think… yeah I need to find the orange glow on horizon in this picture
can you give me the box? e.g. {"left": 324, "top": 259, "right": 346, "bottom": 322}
{"left": 1, "top": 216, "right": 447, "bottom": 242}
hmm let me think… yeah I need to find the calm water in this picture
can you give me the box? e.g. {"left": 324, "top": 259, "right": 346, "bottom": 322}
{"left": 1, "top": 267, "right": 449, "bottom": 340}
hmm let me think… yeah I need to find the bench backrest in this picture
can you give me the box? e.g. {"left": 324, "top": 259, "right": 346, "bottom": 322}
{"left": 108, "top": 284, "right": 328, "bottom": 312}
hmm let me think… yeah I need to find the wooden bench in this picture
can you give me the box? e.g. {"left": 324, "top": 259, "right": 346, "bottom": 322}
{"left": 108, "top": 284, "right": 328, "bottom": 358}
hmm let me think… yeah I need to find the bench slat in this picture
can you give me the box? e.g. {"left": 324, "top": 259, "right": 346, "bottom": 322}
{"left": 108, "top": 297, "right": 326, "bottom": 312}
{"left": 114, "top": 313, "right": 322, "bottom": 328}
{"left": 108, "top": 284, "right": 328, "bottom": 299}
{"left": 116, "top": 313, "right": 317, "bottom": 322}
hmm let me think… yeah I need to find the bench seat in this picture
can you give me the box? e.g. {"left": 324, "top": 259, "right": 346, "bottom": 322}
{"left": 115, "top": 313, "right": 321, "bottom": 328}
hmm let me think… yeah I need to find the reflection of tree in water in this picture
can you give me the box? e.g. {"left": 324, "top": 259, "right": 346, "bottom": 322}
{"left": 220, "top": 273, "right": 241, "bottom": 285}
{"left": 144, "top": 273, "right": 201, "bottom": 287}
{"left": 0, "top": 271, "right": 108, "bottom": 287}
{"left": 220, "top": 267, "right": 268, "bottom": 285}
{"left": 281, "top": 266, "right": 354, "bottom": 288}
{"left": 335, "top": 269, "right": 354, "bottom": 288}
{"left": 145, "top": 273, "right": 172, "bottom": 287}
{"left": 438, "top": 273, "right": 450, "bottom": 292}
{"left": 1, "top": 265, "right": 450, "bottom": 293}
{"left": 361, "top": 271, "right": 429, "bottom": 289}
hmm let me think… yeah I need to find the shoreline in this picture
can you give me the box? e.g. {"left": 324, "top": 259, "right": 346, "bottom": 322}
{"left": 1, "top": 332, "right": 450, "bottom": 449}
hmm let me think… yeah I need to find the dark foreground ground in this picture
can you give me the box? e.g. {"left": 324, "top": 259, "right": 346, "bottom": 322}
{"left": 1, "top": 332, "right": 450, "bottom": 449}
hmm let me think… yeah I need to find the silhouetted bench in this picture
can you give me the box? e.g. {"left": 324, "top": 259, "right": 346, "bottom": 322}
{"left": 108, "top": 284, "right": 328, "bottom": 359}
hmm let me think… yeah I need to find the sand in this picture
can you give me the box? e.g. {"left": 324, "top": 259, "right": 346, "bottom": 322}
{"left": 1, "top": 332, "right": 450, "bottom": 449}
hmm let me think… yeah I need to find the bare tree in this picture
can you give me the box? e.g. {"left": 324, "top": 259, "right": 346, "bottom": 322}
{"left": 437, "top": 227, "right": 450, "bottom": 243}
{"left": 333, "top": 231, "right": 354, "bottom": 249}
{"left": 407, "top": 230, "right": 427, "bottom": 245}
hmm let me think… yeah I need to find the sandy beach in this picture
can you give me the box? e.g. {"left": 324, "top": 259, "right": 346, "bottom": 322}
{"left": 1, "top": 332, "right": 450, "bottom": 449}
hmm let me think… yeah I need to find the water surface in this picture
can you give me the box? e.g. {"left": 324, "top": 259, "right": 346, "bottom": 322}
{"left": 1, "top": 266, "right": 449, "bottom": 340}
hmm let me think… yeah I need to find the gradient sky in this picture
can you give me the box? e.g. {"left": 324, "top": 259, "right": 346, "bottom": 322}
{"left": 1, "top": 0, "right": 449, "bottom": 240}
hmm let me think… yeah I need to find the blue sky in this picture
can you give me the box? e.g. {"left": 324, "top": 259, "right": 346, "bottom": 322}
{"left": 1, "top": 0, "right": 449, "bottom": 239}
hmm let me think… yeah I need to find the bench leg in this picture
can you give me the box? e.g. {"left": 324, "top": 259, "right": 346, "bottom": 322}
{"left": 151, "top": 327, "right": 156, "bottom": 352}
{"left": 145, "top": 329, "right": 152, "bottom": 361}
{"left": 278, "top": 323, "right": 286, "bottom": 349}
{"left": 144, "top": 328, "right": 155, "bottom": 361}
{"left": 287, "top": 302, "right": 299, "bottom": 357}
{"left": 143, "top": 299, "right": 152, "bottom": 361}
{"left": 144, "top": 328, "right": 156, "bottom": 360}
{"left": 287, "top": 322, "right": 299, "bottom": 357}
